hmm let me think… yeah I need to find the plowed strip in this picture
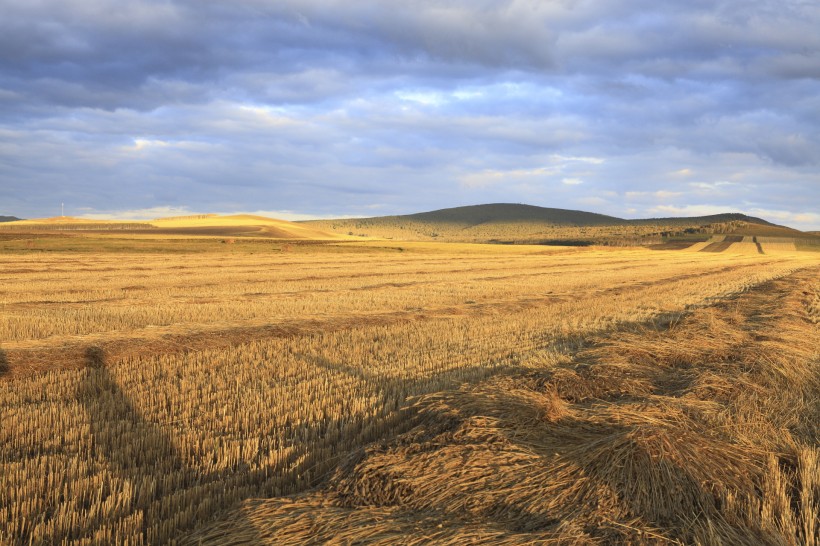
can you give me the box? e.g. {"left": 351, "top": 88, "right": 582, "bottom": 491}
{"left": 701, "top": 240, "right": 733, "bottom": 252}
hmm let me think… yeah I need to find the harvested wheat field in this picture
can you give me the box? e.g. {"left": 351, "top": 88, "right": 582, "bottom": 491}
{"left": 1, "top": 236, "right": 818, "bottom": 545}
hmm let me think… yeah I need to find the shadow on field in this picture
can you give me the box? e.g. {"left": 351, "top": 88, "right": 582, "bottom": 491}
{"left": 78, "top": 347, "right": 199, "bottom": 541}
{"left": 197, "top": 347, "right": 765, "bottom": 542}
{"left": 77, "top": 345, "right": 494, "bottom": 544}
{"left": 0, "top": 348, "right": 8, "bottom": 376}
{"left": 179, "top": 350, "right": 543, "bottom": 545}
{"left": 184, "top": 270, "right": 820, "bottom": 544}
{"left": 187, "top": 373, "right": 717, "bottom": 543}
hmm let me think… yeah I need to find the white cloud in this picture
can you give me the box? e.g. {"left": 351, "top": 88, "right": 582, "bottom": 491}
{"left": 2, "top": 0, "right": 818, "bottom": 227}
{"left": 648, "top": 204, "right": 743, "bottom": 217}
{"left": 451, "top": 89, "right": 484, "bottom": 101}
{"left": 460, "top": 166, "right": 559, "bottom": 189}
{"left": 746, "top": 208, "right": 820, "bottom": 231}
{"left": 576, "top": 196, "right": 609, "bottom": 207}
{"left": 394, "top": 90, "right": 445, "bottom": 106}
{"left": 549, "top": 154, "right": 605, "bottom": 165}
{"left": 625, "top": 191, "right": 683, "bottom": 200}
{"left": 689, "top": 181, "right": 739, "bottom": 192}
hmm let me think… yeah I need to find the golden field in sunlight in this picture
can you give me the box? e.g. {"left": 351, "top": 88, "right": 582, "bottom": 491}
{"left": 1, "top": 236, "right": 818, "bottom": 545}
{"left": 0, "top": 214, "right": 345, "bottom": 240}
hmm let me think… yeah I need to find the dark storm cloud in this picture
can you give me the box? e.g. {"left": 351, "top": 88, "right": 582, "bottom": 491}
{"left": 0, "top": 0, "right": 818, "bottom": 228}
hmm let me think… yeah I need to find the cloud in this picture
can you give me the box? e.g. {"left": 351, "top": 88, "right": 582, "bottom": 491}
{"left": 745, "top": 208, "right": 820, "bottom": 232}
{"left": 648, "top": 204, "right": 745, "bottom": 217}
{"left": 645, "top": 205, "right": 820, "bottom": 232}
{"left": 460, "top": 166, "right": 559, "bottom": 189}
{"left": 0, "top": 0, "right": 818, "bottom": 229}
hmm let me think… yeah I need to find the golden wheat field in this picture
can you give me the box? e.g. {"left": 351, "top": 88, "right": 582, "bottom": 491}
{"left": 1, "top": 235, "right": 818, "bottom": 545}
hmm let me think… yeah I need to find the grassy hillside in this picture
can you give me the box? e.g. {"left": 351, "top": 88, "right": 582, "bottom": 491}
{"left": 630, "top": 212, "right": 777, "bottom": 226}
{"left": 406, "top": 203, "right": 627, "bottom": 226}
{"left": 305, "top": 203, "right": 812, "bottom": 245}
{"left": 716, "top": 222, "right": 806, "bottom": 237}
{"left": 3, "top": 206, "right": 814, "bottom": 247}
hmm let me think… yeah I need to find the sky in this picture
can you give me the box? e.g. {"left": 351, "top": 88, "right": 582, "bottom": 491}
{"left": 1, "top": 0, "right": 819, "bottom": 229}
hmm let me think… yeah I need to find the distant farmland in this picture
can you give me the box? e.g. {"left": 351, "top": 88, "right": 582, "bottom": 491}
{"left": 304, "top": 203, "right": 816, "bottom": 247}
{"left": 1, "top": 220, "right": 818, "bottom": 545}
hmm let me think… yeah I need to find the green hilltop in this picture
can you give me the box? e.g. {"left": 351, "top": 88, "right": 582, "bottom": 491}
{"left": 304, "top": 203, "right": 808, "bottom": 244}
{"left": 405, "top": 203, "right": 628, "bottom": 226}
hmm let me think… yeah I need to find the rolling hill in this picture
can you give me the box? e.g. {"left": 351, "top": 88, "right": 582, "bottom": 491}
{"left": 404, "top": 203, "right": 628, "bottom": 226}
{"left": 2, "top": 206, "right": 814, "bottom": 247}
{"left": 0, "top": 217, "right": 155, "bottom": 230}
{"left": 148, "top": 214, "right": 342, "bottom": 239}
{"left": 0, "top": 214, "right": 342, "bottom": 240}
{"left": 304, "top": 203, "right": 808, "bottom": 244}
{"left": 0, "top": 216, "right": 21, "bottom": 222}
{"left": 629, "top": 212, "right": 777, "bottom": 226}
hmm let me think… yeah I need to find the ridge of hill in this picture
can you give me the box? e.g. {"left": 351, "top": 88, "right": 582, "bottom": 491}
{"left": 0, "top": 216, "right": 21, "bottom": 222}
{"left": 2, "top": 206, "right": 813, "bottom": 245}
{"left": 628, "top": 212, "right": 778, "bottom": 227}
{"left": 10, "top": 216, "right": 112, "bottom": 224}
{"left": 304, "top": 203, "right": 811, "bottom": 244}
{"left": 0, "top": 217, "right": 155, "bottom": 231}
{"left": 148, "top": 214, "right": 343, "bottom": 238}
{"left": 0, "top": 214, "right": 342, "bottom": 240}
{"left": 308, "top": 204, "right": 788, "bottom": 229}
{"left": 361, "top": 204, "right": 783, "bottom": 229}
{"left": 405, "top": 203, "right": 627, "bottom": 226}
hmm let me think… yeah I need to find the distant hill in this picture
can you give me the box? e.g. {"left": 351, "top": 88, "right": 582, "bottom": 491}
{"left": 304, "top": 203, "right": 811, "bottom": 244}
{"left": 405, "top": 203, "right": 627, "bottom": 226}
{"left": 149, "top": 214, "right": 343, "bottom": 239}
{"left": 629, "top": 213, "right": 777, "bottom": 227}
{"left": 0, "top": 216, "right": 21, "bottom": 222}
{"left": 0, "top": 214, "right": 343, "bottom": 240}
{"left": 407, "top": 206, "right": 787, "bottom": 229}
{"left": 310, "top": 204, "right": 788, "bottom": 230}
{"left": 0, "top": 216, "right": 155, "bottom": 230}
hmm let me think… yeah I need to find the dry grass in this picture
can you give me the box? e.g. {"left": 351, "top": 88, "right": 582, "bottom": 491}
{"left": 307, "top": 216, "right": 702, "bottom": 244}
{"left": 149, "top": 214, "right": 344, "bottom": 239}
{"left": 0, "top": 214, "right": 343, "bottom": 239}
{"left": 0, "top": 240, "right": 817, "bottom": 545}
{"left": 189, "top": 269, "right": 819, "bottom": 545}
{"left": 305, "top": 212, "right": 812, "bottom": 246}
{"left": 0, "top": 247, "right": 804, "bottom": 345}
